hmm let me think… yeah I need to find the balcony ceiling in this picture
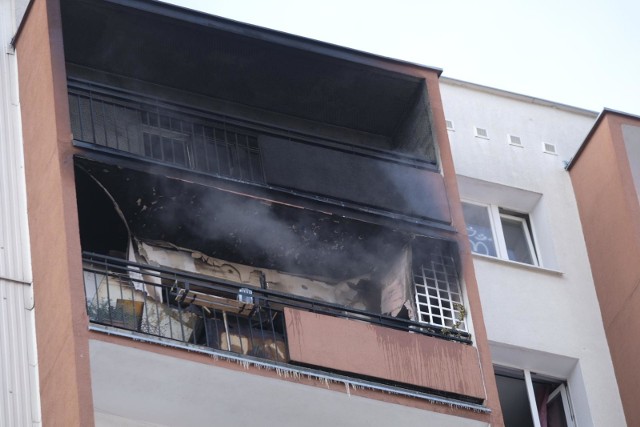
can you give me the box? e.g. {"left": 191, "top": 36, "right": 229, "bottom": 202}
{"left": 61, "top": 0, "right": 431, "bottom": 137}
{"left": 76, "top": 158, "right": 410, "bottom": 280}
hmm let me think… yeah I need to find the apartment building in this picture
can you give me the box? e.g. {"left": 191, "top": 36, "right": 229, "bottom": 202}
{"left": 12, "top": 0, "right": 504, "bottom": 425}
{"left": 7, "top": 0, "right": 633, "bottom": 426}
{"left": 568, "top": 109, "right": 640, "bottom": 426}
{"left": 440, "top": 78, "right": 627, "bottom": 426}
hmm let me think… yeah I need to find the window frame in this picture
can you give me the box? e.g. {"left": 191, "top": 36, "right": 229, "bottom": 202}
{"left": 495, "top": 366, "right": 575, "bottom": 427}
{"left": 462, "top": 200, "right": 540, "bottom": 267}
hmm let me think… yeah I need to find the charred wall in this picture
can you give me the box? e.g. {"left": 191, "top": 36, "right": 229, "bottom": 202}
{"left": 74, "top": 156, "right": 460, "bottom": 320}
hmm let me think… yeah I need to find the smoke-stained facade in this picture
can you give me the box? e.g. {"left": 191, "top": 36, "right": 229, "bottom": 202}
{"left": 13, "top": 0, "right": 502, "bottom": 424}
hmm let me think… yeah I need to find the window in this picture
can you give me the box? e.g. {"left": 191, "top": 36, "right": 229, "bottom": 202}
{"left": 474, "top": 126, "right": 489, "bottom": 139}
{"left": 462, "top": 201, "right": 538, "bottom": 266}
{"left": 495, "top": 366, "right": 574, "bottom": 427}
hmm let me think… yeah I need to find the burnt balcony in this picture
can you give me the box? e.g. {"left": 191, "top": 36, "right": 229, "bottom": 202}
{"left": 83, "top": 250, "right": 486, "bottom": 407}
{"left": 68, "top": 78, "right": 450, "bottom": 229}
{"left": 83, "top": 251, "right": 471, "bottom": 351}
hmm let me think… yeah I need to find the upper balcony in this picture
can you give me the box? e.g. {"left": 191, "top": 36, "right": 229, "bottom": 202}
{"left": 62, "top": 0, "right": 452, "bottom": 231}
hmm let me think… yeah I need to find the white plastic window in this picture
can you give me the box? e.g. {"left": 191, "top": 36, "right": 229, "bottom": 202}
{"left": 495, "top": 366, "right": 575, "bottom": 427}
{"left": 462, "top": 201, "right": 539, "bottom": 266}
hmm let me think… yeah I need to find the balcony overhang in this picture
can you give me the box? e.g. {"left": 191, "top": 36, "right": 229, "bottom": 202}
{"left": 61, "top": 0, "right": 439, "bottom": 141}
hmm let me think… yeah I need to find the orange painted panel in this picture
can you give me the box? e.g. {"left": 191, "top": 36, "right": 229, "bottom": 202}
{"left": 285, "top": 308, "right": 485, "bottom": 401}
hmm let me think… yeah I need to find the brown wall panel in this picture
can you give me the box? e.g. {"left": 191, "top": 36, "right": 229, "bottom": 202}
{"left": 570, "top": 112, "right": 640, "bottom": 426}
{"left": 423, "top": 74, "right": 503, "bottom": 424}
{"left": 15, "top": 0, "right": 94, "bottom": 425}
{"left": 571, "top": 116, "right": 640, "bottom": 325}
{"left": 285, "top": 308, "right": 485, "bottom": 401}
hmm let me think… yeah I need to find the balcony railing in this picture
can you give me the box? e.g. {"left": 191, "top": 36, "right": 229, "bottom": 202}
{"left": 68, "top": 80, "right": 266, "bottom": 185}
{"left": 83, "top": 252, "right": 471, "bottom": 365}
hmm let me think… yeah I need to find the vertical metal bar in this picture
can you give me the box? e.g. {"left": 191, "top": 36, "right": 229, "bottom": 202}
{"left": 212, "top": 308, "right": 221, "bottom": 349}
{"left": 247, "top": 313, "right": 256, "bottom": 354}
{"left": 142, "top": 283, "right": 150, "bottom": 335}
{"left": 268, "top": 308, "right": 278, "bottom": 361}
{"left": 177, "top": 290, "right": 187, "bottom": 342}
{"left": 100, "top": 100, "right": 110, "bottom": 148}
{"left": 234, "top": 314, "right": 245, "bottom": 355}
{"left": 222, "top": 311, "right": 231, "bottom": 351}
{"left": 213, "top": 127, "right": 222, "bottom": 174}
{"left": 166, "top": 278, "right": 176, "bottom": 340}
{"left": 186, "top": 120, "right": 195, "bottom": 170}
{"left": 200, "top": 125, "right": 210, "bottom": 172}
{"left": 75, "top": 94, "right": 84, "bottom": 140}
{"left": 104, "top": 259, "right": 113, "bottom": 325}
{"left": 434, "top": 256, "right": 444, "bottom": 327}
{"left": 233, "top": 130, "right": 242, "bottom": 179}
{"left": 155, "top": 282, "right": 163, "bottom": 338}
{"left": 245, "top": 135, "right": 254, "bottom": 182}
{"left": 108, "top": 101, "right": 120, "bottom": 151}
{"left": 88, "top": 91, "right": 98, "bottom": 144}
{"left": 281, "top": 312, "right": 288, "bottom": 361}
{"left": 441, "top": 254, "right": 453, "bottom": 327}
{"left": 224, "top": 124, "right": 233, "bottom": 177}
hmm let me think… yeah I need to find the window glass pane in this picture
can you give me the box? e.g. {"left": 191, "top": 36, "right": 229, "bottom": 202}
{"left": 462, "top": 203, "right": 496, "bottom": 256}
{"left": 495, "top": 374, "right": 535, "bottom": 427}
{"left": 501, "top": 216, "right": 534, "bottom": 265}
{"left": 545, "top": 391, "right": 569, "bottom": 427}
{"left": 533, "top": 382, "right": 569, "bottom": 427}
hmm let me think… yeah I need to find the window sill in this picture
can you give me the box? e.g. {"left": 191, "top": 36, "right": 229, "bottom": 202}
{"left": 471, "top": 253, "right": 563, "bottom": 276}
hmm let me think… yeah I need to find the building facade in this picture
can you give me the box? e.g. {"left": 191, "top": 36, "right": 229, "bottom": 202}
{"left": 569, "top": 109, "right": 640, "bottom": 426}
{"left": 5, "top": 0, "right": 632, "bottom": 426}
{"left": 440, "top": 78, "right": 626, "bottom": 427}
{"left": 12, "top": 0, "right": 502, "bottom": 425}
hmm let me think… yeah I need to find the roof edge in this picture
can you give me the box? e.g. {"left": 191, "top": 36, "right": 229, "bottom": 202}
{"left": 440, "top": 76, "right": 598, "bottom": 117}
{"left": 566, "top": 108, "right": 640, "bottom": 170}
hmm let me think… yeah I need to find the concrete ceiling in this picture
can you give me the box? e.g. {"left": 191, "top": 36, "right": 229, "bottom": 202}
{"left": 61, "top": 0, "right": 427, "bottom": 137}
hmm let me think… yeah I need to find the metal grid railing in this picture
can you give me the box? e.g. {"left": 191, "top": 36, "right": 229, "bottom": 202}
{"left": 83, "top": 252, "right": 472, "bottom": 358}
{"left": 83, "top": 254, "right": 287, "bottom": 362}
{"left": 68, "top": 83, "right": 265, "bottom": 184}
{"left": 414, "top": 252, "right": 467, "bottom": 332}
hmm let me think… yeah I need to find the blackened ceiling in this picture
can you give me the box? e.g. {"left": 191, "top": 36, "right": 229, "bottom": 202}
{"left": 75, "top": 158, "right": 412, "bottom": 280}
{"left": 60, "top": 0, "right": 429, "bottom": 137}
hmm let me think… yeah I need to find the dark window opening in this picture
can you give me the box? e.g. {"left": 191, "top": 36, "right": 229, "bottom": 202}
{"left": 495, "top": 367, "right": 572, "bottom": 427}
{"left": 75, "top": 167, "right": 128, "bottom": 257}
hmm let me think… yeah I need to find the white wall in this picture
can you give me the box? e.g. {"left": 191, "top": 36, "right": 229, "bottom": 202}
{"left": 0, "top": 1, "right": 41, "bottom": 425}
{"left": 441, "top": 78, "right": 626, "bottom": 426}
